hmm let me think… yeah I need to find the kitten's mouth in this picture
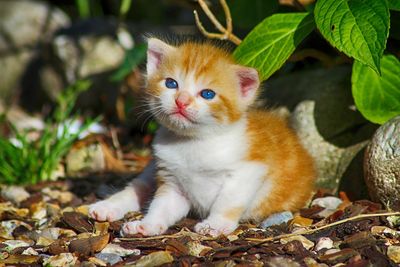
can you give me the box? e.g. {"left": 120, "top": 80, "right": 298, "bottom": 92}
{"left": 169, "top": 110, "right": 195, "bottom": 123}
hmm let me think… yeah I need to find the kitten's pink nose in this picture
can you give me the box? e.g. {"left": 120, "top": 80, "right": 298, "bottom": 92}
{"left": 175, "top": 91, "right": 192, "bottom": 109}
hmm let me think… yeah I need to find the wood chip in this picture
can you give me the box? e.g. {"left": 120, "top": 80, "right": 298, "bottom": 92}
{"left": 62, "top": 211, "right": 93, "bottom": 233}
{"left": 69, "top": 233, "right": 110, "bottom": 255}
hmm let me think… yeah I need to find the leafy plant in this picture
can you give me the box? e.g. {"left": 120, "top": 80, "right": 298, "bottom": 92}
{"left": 199, "top": 0, "right": 399, "bottom": 125}
{"left": 0, "top": 80, "right": 98, "bottom": 185}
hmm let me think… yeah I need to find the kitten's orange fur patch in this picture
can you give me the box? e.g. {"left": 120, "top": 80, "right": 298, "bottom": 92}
{"left": 246, "top": 110, "right": 315, "bottom": 220}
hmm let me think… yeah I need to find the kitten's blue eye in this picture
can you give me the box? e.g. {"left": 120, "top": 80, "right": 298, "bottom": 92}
{"left": 200, "top": 89, "right": 216, "bottom": 100}
{"left": 165, "top": 78, "right": 178, "bottom": 89}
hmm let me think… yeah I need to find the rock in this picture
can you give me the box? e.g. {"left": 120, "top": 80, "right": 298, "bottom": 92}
{"left": 50, "top": 19, "right": 128, "bottom": 114}
{"left": 261, "top": 211, "right": 294, "bottom": 228}
{"left": 1, "top": 186, "right": 30, "bottom": 205}
{"left": 0, "top": 0, "right": 70, "bottom": 102}
{"left": 311, "top": 197, "right": 343, "bottom": 218}
{"left": 311, "top": 197, "right": 342, "bottom": 210}
{"left": 95, "top": 253, "right": 122, "bottom": 265}
{"left": 364, "top": 115, "right": 400, "bottom": 210}
{"left": 65, "top": 143, "right": 106, "bottom": 176}
{"left": 387, "top": 246, "right": 400, "bottom": 264}
{"left": 262, "top": 66, "right": 376, "bottom": 191}
{"left": 315, "top": 237, "right": 334, "bottom": 251}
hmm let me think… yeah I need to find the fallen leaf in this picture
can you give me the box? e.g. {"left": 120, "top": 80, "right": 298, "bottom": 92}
{"left": 101, "top": 243, "right": 140, "bottom": 257}
{"left": 125, "top": 251, "right": 174, "bottom": 267}
{"left": 69, "top": 233, "right": 110, "bottom": 255}
{"left": 62, "top": 211, "right": 93, "bottom": 233}
{"left": 43, "top": 252, "right": 77, "bottom": 267}
{"left": 1, "top": 254, "right": 40, "bottom": 265}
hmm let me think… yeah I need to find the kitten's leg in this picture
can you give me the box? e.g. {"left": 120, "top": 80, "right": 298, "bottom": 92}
{"left": 195, "top": 164, "right": 265, "bottom": 237}
{"left": 122, "top": 181, "right": 190, "bottom": 236}
{"left": 89, "top": 160, "right": 156, "bottom": 222}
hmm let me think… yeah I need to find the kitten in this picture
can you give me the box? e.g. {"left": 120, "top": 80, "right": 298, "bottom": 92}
{"left": 89, "top": 38, "right": 316, "bottom": 237}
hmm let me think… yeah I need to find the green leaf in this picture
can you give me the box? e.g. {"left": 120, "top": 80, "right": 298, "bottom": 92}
{"left": 110, "top": 44, "right": 147, "bottom": 82}
{"left": 315, "top": 0, "right": 390, "bottom": 74}
{"left": 389, "top": 0, "right": 400, "bottom": 11}
{"left": 227, "top": 0, "right": 279, "bottom": 29}
{"left": 352, "top": 54, "right": 400, "bottom": 124}
{"left": 233, "top": 13, "right": 315, "bottom": 81}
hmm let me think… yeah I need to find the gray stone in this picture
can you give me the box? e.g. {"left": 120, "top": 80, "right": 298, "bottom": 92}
{"left": 0, "top": 0, "right": 70, "bottom": 101}
{"left": 95, "top": 253, "right": 122, "bottom": 265}
{"left": 364, "top": 115, "right": 400, "bottom": 210}
{"left": 262, "top": 66, "right": 376, "bottom": 191}
{"left": 260, "top": 211, "right": 293, "bottom": 228}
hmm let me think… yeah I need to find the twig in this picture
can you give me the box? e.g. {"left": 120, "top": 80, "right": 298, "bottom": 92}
{"left": 245, "top": 211, "right": 400, "bottom": 244}
{"left": 193, "top": 0, "right": 242, "bottom": 45}
{"left": 119, "top": 227, "right": 217, "bottom": 242}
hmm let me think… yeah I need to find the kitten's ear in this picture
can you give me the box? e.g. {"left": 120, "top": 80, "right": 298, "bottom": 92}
{"left": 147, "top": 38, "right": 175, "bottom": 76}
{"left": 235, "top": 66, "right": 260, "bottom": 104}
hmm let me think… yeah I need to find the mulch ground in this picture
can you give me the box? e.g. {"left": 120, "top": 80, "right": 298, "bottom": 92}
{"left": 0, "top": 178, "right": 400, "bottom": 266}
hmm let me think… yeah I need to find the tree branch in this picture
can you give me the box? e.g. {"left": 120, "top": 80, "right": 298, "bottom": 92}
{"left": 193, "top": 0, "right": 242, "bottom": 45}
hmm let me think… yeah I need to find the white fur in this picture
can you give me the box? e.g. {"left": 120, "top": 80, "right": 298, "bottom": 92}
{"left": 122, "top": 118, "right": 269, "bottom": 237}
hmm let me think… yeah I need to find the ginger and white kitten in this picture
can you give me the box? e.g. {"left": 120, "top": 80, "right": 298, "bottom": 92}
{"left": 89, "top": 38, "right": 316, "bottom": 237}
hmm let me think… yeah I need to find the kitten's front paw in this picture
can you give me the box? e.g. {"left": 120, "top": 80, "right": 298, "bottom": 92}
{"left": 122, "top": 220, "right": 167, "bottom": 236}
{"left": 195, "top": 218, "right": 238, "bottom": 237}
{"left": 89, "top": 201, "right": 127, "bottom": 222}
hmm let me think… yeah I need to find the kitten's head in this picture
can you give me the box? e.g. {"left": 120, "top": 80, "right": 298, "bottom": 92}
{"left": 145, "top": 38, "right": 259, "bottom": 136}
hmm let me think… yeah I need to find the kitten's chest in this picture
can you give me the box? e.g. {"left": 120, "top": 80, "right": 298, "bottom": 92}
{"left": 153, "top": 127, "right": 247, "bottom": 176}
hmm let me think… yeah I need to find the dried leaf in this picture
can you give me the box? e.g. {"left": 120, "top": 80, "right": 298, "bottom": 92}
{"left": 387, "top": 246, "right": 400, "bottom": 264}
{"left": 94, "top": 221, "right": 110, "bottom": 235}
{"left": 187, "top": 241, "right": 213, "bottom": 257}
{"left": 1, "top": 254, "right": 40, "bottom": 265}
{"left": 290, "top": 216, "right": 313, "bottom": 227}
{"left": 69, "top": 233, "right": 110, "bottom": 255}
{"left": 43, "top": 252, "right": 77, "bottom": 266}
{"left": 101, "top": 243, "right": 140, "bottom": 257}
{"left": 125, "top": 251, "right": 174, "bottom": 267}
{"left": 62, "top": 211, "right": 93, "bottom": 233}
{"left": 280, "top": 235, "right": 314, "bottom": 250}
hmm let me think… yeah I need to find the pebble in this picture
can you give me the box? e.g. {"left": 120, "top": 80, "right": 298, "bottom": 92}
{"left": 387, "top": 246, "right": 400, "bottom": 264}
{"left": 1, "top": 186, "right": 30, "bottom": 204}
{"left": 95, "top": 253, "right": 122, "bottom": 265}
{"left": 315, "top": 237, "right": 334, "bottom": 251}
{"left": 311, "top": 197, "right": 343, "bottom": 210}
{"left": 261, "top": 211, "right": 294, "bottom": 228}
